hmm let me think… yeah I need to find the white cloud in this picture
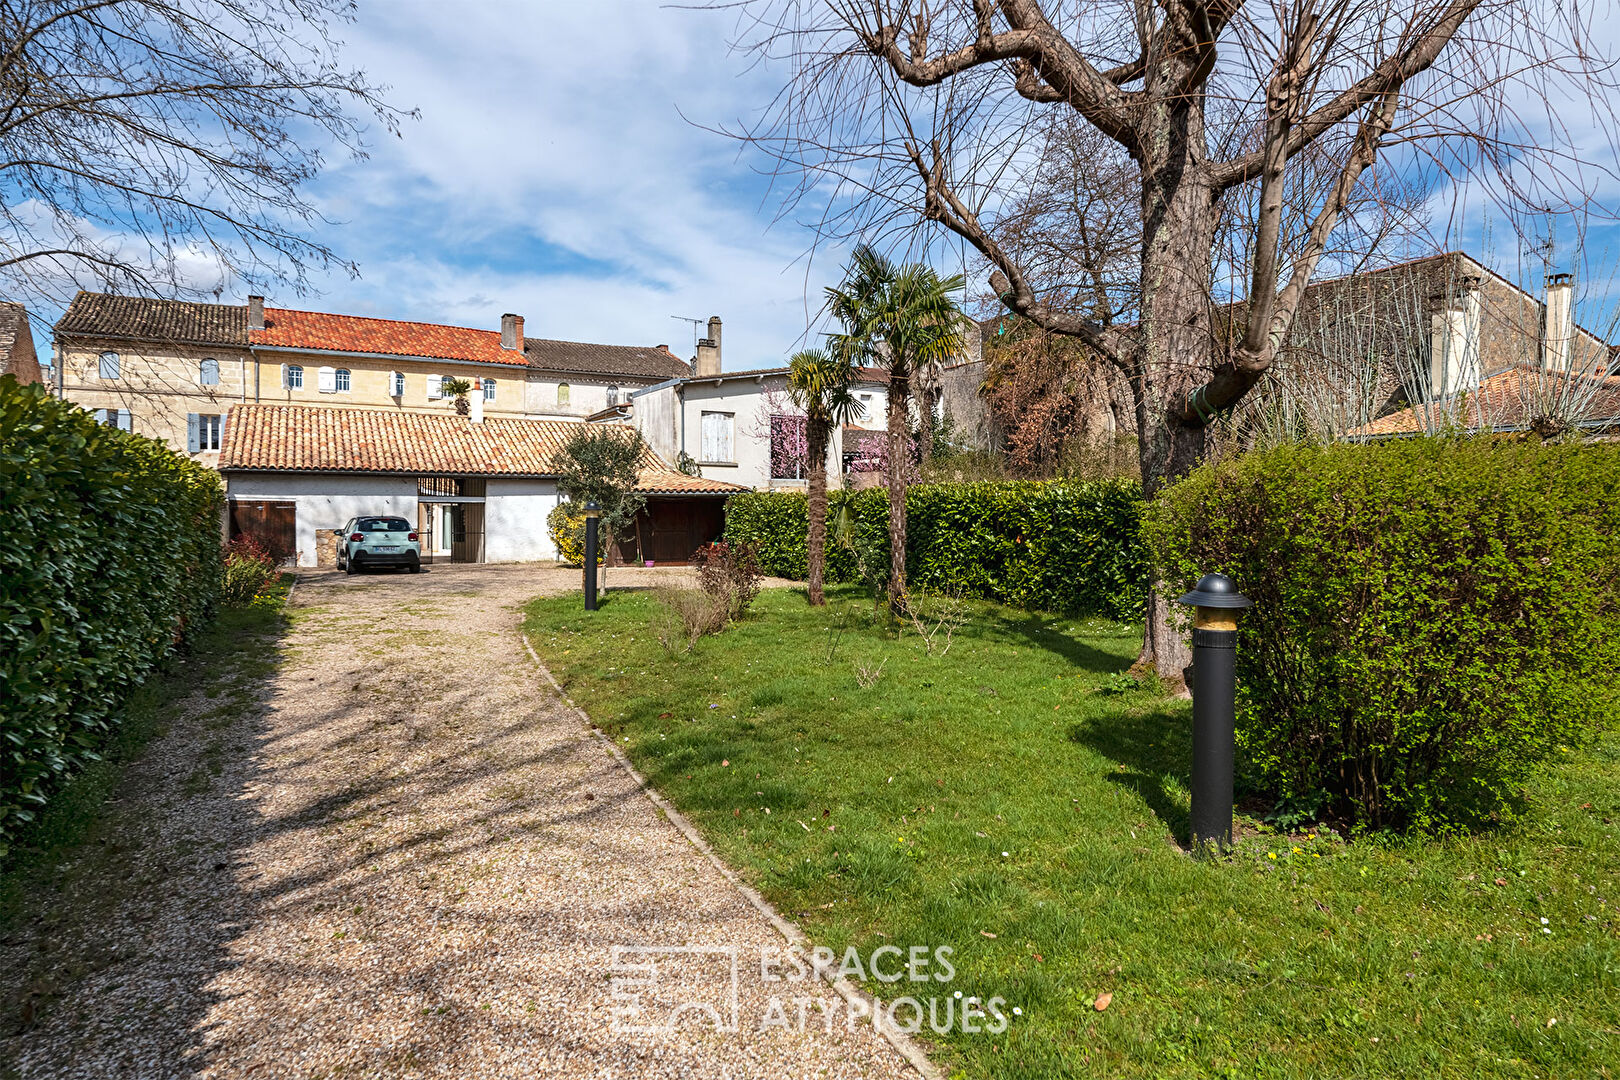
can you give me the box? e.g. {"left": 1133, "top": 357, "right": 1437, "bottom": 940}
{"left": 291, "top": 0, "right": 845, "bottom": 367}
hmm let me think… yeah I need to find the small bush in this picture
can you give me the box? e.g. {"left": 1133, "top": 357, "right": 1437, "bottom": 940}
{"left": 724, "top": 479, "right": 1145, "bottom": 619}
{"left": 650, "top": 586, "right": 727, "bottom": 653}
{"left": 548, "top": 502, "right": 586, "bottom": 564}
{"left": 1144, "top": 438, "right": 1620, "bottom": 832}
{"left": 693, "top": 540, "right": 763, "bottom": 621}
{"left": 221, "top": 536, "right": 277, "bottom": 606}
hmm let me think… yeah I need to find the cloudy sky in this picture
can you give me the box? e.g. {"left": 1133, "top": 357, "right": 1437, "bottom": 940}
{"left": 282, "top": 1, "right": 846, "bottom": 371}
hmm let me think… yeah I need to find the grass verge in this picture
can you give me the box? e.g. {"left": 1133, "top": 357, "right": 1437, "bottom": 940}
{"left": 525, "top": 584, "right": 1619, "bottom": 1080}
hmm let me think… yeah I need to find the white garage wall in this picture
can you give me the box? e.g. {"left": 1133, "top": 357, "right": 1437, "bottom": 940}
{"left": 485, "top": 478, "right": 561, "bottom": 562}
{"left": 226, "top": 472, "right": 418, "bottom": 567}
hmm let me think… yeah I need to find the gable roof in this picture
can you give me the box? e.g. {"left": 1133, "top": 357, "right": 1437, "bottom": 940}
{"left": 1348, "top": 366, "right": 1620, "bottom": 438}
{"left": 217, "top": 403, "right": 744, "bottom": 494}
{"left": 53, "top": 291, "right": 693, "bottom": 379}
{"left": 57, "top": 292, "right": 248, "bottom": 346}
{"left": 523, "top": 337, "right": 690, "bottom": 379}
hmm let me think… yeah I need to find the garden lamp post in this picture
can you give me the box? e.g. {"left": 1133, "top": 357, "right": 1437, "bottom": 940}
{"left": 1176, "top": 573, "right": 1252, "bottom": 851}
{"left": 583, "top": 501, "right": 601, "bottom": 612}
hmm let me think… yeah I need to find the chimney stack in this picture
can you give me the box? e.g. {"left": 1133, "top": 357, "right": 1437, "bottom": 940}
{"left": 470, "top": 379, "right": 485, "bottom": 423}
{"left": 1427, "top": 278, "right": 1482, "bottom": 397}
{"left": 247, "top": 295, "right": 264, "bottom": 331}
{"left": 501, "top": 313, "right": 525, "bottom": 351}
{"left": 694, "top": 315, "right": 722, "bottom": 376}
{"left": 1543, "top": 273, "right": 1574, "bottom": 374}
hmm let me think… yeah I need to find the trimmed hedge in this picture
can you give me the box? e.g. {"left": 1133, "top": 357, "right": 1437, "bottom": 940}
{"left": 1144, "top": 438, "right": 1620, "bottom": 832}
{"left": 0, "top": 376, "right": 224, "bottom": 852}
{"left": 724, "top": 479, "right": 1145, "bottom": 620}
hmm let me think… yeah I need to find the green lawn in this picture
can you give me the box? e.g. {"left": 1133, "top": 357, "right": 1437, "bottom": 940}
{"left": 524, "top": 585, "right": 1619, "bottom": 1080}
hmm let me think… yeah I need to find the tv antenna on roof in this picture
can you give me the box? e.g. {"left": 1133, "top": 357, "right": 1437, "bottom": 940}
{"left": 671, "top": 315, "right": 705, "bottom": 355}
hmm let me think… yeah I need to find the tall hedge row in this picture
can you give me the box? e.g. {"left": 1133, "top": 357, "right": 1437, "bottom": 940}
{"left": 1144, "top": 438, "right": 1620, "bottom": 832}
{"left": 723, "top": 479, "right": 1145, "bottom": 620}
{"left": 0, "top": 376, "right": 224, "bottom": 851}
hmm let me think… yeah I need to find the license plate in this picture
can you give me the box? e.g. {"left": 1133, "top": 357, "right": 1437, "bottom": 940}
{"left": 374, "top": 546, "right": 400, "bottom": 552}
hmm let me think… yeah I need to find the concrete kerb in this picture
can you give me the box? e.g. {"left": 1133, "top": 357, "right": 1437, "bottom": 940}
{"left": 518, "top": 632, "right": 944, "bottom": 1080}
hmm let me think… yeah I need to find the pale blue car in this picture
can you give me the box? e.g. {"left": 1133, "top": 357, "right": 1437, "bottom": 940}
{"left": 337, "top": 516, "right": 421, "bottom": 574}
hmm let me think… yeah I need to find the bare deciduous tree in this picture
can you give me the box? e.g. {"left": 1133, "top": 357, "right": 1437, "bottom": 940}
{"left": 0, "top": 0, "right": 410, "bottom": 309}
{"left": 725, "top": 0, "right": 1620, "bottom": 680}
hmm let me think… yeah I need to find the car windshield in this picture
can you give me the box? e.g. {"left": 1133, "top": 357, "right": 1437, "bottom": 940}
{"left": 358, "top": 517, "right": 411, "bottom": 532}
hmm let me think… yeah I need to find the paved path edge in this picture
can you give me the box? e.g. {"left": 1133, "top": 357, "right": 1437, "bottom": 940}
{"left": 519, "top": 632, "right": 944, "bottom": 1080}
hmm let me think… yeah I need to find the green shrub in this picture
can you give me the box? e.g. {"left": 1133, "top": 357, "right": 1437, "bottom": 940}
{"left": 0, "top": 376, "right": 223, "bottom": 852}
{"left": 724, "top": 479, "right": 1144, "bottom": 619}
{"left": 221, "top": 536, "right": 277, "bottom": 606}
{"left": 1143, "top": 438, "right": 1620, "bottom": 832}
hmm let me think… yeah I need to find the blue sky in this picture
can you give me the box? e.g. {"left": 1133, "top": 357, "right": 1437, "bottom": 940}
{"left": 279, "top": 1, "right": 845, "bottom": 371}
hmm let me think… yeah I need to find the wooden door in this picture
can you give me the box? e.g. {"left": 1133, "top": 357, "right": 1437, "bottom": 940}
{"left": 230, "top": 500, "right": 296, "bottom": 564}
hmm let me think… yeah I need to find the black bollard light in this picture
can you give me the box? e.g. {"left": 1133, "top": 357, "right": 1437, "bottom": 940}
{"left": 1176, "top": 572, "right": 1251, "bottom": 852}
{"left": 583, "top": 500, "right": 601, "bottom": 611}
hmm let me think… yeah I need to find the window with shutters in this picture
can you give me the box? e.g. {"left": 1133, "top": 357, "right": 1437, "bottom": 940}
{"left": 198, "top": 413, "right": 222, "bottom": 450}
{"left": 96, "top": 408, "right": 131, "bottom": 431}
{"left": 700, "top": 411, "right": 734, "bottom": 463}
{"left": 199, "top": 358, "right": 219, "bottom": 385}
{"left": 285, "top": 364, "right": 304, "bottom": 389}
{"left": 317, "top": 365, "right": 337, "bottom": 393}
{"left": 607, "top": 384, "right": 621, "bottom": 406}
{"left": 98, "top": 351, "right": 120, "bottom": 379}
{"left": 483, "top": 378, "right": 496, "bottom": 402}
{"left": 335, "top": 368, "right": 351, "bottom": 392}
{"left": 557, "top": 382, "right": 570, "bottom": 406}
{"left": 390, "top": 371, "right": 405, "bottom": 397}
{"left": 427, "top": 374, "right": 444, "bottom": 399}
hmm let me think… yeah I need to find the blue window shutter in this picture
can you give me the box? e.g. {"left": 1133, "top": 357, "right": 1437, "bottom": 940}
{"left": 118, "top": 409, "right": 132, "bottom": 432}
{"left": 187, "top": 413, "right": 199, "bottom": 452}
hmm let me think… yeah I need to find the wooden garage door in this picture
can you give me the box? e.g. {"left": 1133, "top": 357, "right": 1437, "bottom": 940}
{"left": 230, "top": 500, "right": 296, "bottom": 564}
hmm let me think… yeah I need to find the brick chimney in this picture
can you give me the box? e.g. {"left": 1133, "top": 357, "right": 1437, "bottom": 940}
{"left": 695, "top": 315, "right": 722, "bottom": 376}
{"left": 247, "top": 295, "right": 264, "bottom": 331}
{"left": 1543, "top": 273, "right": 1574, "bottom": 373}
{"left": 501, "top": 313, "right": 525, "bottom": 351}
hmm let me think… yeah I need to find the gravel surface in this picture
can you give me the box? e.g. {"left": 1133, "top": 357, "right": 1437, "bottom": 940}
{"left": 0, "top": 564, "right": 919, "bottom": 1079}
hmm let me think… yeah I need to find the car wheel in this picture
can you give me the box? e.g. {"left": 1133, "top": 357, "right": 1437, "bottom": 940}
{"left": 408, "top": 560, "right": 422, "bottom": 574}
{"left": 345, "top": 555, "right": 359, "bottom": 575}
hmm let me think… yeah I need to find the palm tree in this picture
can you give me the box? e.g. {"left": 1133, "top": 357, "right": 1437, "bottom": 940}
{"left": 787, "top": 347, "right": 861, "bottom": 606}
{"left": 826, "top": 244, "right": 965, "bottom": 613}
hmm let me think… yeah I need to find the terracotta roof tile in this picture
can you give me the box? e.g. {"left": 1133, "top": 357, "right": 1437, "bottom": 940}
{"left": 55, "top": 292, "right": 694, "bottom": 379}
{"left": 1348, "top": 367, "right": 1620, "bottom": 438}
{"left": 218, "top": 404, "right": 744, "bottom": 494}
{"left": 253, "top": 309, "right": 527, "bottom": 366}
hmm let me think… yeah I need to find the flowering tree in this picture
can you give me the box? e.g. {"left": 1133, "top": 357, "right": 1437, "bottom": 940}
{"left": 769, "top": 414, "right": 810, "bottom": 480}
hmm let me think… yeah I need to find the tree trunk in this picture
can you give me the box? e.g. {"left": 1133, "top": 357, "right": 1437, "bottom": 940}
{"left": 1129, "top": 78, "right": 1218, "bottom": 689}
{"left": 806, "top": 418, "right": 830, "bottom": 606}
{"left": 886, "top": 367, "right": 911, "bottom": 614}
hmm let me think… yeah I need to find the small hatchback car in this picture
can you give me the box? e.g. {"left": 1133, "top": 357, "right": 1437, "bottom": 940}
{"left": 337, "top": 516, "right": 422, "bottom": 574}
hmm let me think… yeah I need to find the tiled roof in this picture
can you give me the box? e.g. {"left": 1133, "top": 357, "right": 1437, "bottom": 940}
{"left": 55, "top": 292, "right": 693, "bottom": 379}
{"left": 56, "top": 291, "right": 247, "bottom": 345}
{"left": 1348, "top": 367, "right": 1620, "bottom": 438}
{"left": 253, "top": 308, "right": 527, "bottom": 366}
{"left": 218, "top": 404, "right": 744, "bottom": 494}
{"left": 524, "top": 338, "right": 690, "bottom": 379}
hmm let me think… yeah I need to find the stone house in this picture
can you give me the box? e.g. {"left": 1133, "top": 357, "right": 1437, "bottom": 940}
{"left": 52, "top": 292, "right": 692, "bottom": 463}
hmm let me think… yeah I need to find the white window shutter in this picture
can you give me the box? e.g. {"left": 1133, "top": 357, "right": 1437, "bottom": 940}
{"left": 427, "top": 374, "right": 443, "bottom": 399}
{"left": 186, "top": 413, "right": 200, "bottom": 452}
{"left": 721, "top": 414, "right": 733, "bottom": 460}
{"left": 280, "top": 363, "right": 288, "bottom": 388}
{"left": 700, "top": 413, "right": 715, "bottom": 461}
{"left": 118, "top": 409, "right": 132, "bottom": 432}
{"left": 317, "top": 365, "right": 336, "bottom": 393}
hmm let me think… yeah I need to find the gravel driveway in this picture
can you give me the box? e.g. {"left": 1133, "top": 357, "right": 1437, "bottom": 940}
{"left": 0, "top": 564, "right": 919, "bottom": 1079}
